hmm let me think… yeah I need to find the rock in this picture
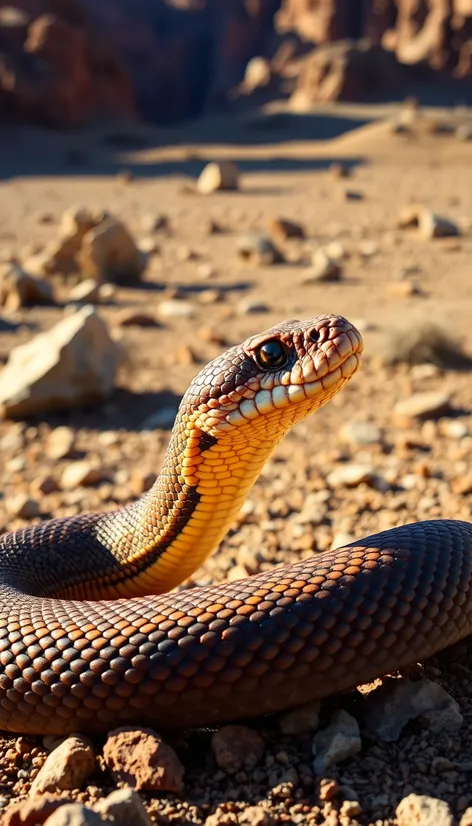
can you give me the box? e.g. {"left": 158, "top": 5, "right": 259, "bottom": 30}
{"left": 419, "top": 212, "right": 460, "bottom": 240}
{"left": 197, "top": 162, "right": 239, "bottom": 194}
{"left": 387, "top": 281, "right": 420, "bottom": 298}
{"left": 43, "top": 804, "right": 104, "bottom": 826}
{"left": 382, "top": 323, "right": 472, "bottom": 369}
{"left": 329, "top": 162, "right": 351, "bottom": 178}
{"left": 47, "top": 427, "right": 76, "bottom": 460}
{"left": 267, "top": 217, "right": 305, "bottom": 241}
{"left": 343, "top": 189, "right": 364, "bottom": 201}
{"left": 94, "top": 788, "right": 153, "bottom": 825}
{"left": 301, "top": 249, "right": 342, "bottom": 284}
{"left": 294, "top": 494, "right": 327, "bottom": 526}
{"left": 319, "top": 779, "right": 339, "bottom": 801}
{"left": 279, "top": 700, "right": 321, "bottom": 735}
{"left": 397, "top": 205, "right": 460, "bottom": 239}
{"left": 396, "top": 795, "right": 455, "bottom": 826}
{"left": 3, "top": 794, "right": 75, "bottom": 826}
{"left": 6, "top": 494, "right": 40, "bottom": 520}
{"left": 211, "top": 726, "right": 265, "bottom": 774}
{"left": 102, "top": 727, "right": 184, "bottom": 793}
{"left": 157, "top": 299, "right": 195, "bottom": 320}
{"left": 239, "top": 806, "right": 273, "bottom": 826}
{"left": 363, "top": 678, "right": 463, "bottom": 742}
{"left": 227, "top": 564, "right": 250, "bottom": 582}
{"left": 68, "top": 279, "right": 101, "bottom": 304}
{"left": 312, "top": 711, "right": 361, "bottom": 773}
{"left": 60, "top": 462, "right": 103, "bottom": 490}
{"left": 394, "top": 392, "right": 453, "bottom": 421}
{"left": 341, "top": 801, "right": 362, "bottom": 817}
{"left": 78, "top": 217, "right": 147, "bottom": 284}
{"left": 339, "top": 421, "right": 382, "bottom": 447}
{"left": 33, "top": 474, "right": 60, "bottom": 495}
{"left": 237, "top": 234, "right": 284, "bottom": 265}
{"left": 31, "top": 735, "right": 95, "bottom": 795}
{"left": 0, "top": 264, "right": 54, "bottom": 310}
{"left": 441, "top": 420, "right": 469, "bottom": 439}
{"left": 237, "top": 300, "right": 270, "bottom": 315}
{"left": 397, "top": 205, "right": 424, "bottom": 229}
{"left": 243, "top": 56, "right": 272, "bottom": 92}
{"left": 0, "top": 306, "right": 121, "bottom": 418}
{"left": 461, "top": 810, "right": 472, "bottom": 826}
{"left": 327, "top": 463, "right": 375, "bottom": 488}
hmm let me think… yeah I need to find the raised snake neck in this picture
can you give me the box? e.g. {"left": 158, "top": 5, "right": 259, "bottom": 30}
{"left": 1, "top": 316, "right": 472, "bottom": 736}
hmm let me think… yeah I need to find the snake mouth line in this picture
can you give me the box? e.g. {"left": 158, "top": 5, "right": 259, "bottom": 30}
{"left": 223, "top": 347, "right": 363, "bottom": 427}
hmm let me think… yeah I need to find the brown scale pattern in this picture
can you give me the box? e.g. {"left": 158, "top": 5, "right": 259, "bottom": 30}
{"left": 1, "top": 520, "right": 472, "bottom": 734}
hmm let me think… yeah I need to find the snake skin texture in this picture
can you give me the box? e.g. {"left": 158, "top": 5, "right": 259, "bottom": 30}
{"left": 1, "top": 316, "right": 471, "bottom": 735}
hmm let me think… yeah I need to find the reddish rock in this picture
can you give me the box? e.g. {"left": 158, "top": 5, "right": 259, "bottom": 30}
{"left": 3, "top": 794, "right": 73, "bottom": 826}
{"left": 102, "top": 727, "right": 185, "bottom": 793}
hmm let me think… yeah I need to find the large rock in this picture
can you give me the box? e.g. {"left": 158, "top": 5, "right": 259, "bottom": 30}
{"left": 0, "top": 306, "right": 121, "bottom": 418}
{"left": 26, "top": 208, "right": 146, "bottom": 284}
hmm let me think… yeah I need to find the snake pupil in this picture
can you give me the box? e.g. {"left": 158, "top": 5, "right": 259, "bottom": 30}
{"left": 255, "top": 340, "right": 288, "bottom": 370}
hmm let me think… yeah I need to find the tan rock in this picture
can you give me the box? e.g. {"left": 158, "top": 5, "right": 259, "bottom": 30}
{"left": 3, "top": 794, "right": 74, "bottom": 826}
{"left": 68, "top": 279, "right": 101, "bottom": 304}
{"left": 396, "top": 795, "right": 455, "bottom": 826}
{"left": 267, "top": 217, "right": 305, "bottom": 241}
{"left": 78, "top": 217, "right": 147, "bottom": 284}
{"left": 60, "top": 461, "right": 103, "bottom": 490}
{"left": 211, "top": 726, "right": 264, "bottom": 774}
{"left": 197, "top": 161, "right": 239, "bottom": 194}
{"left": 312, "top": 710, "right": 361, "bottom": 773}
{"left": 93, "top": 788, "right": 153, "bottom": 825}
{"left": 6, "top": 493, "right": 40, "bottom": 520}
{"left": 0, "top": 263, "right": 54, "bottom": 310}
{"left": 237, "top": 234, "right": 284, "bottom": 265}
{"left": 47, "top": 427, "right": 76, "bottom": 460}
{"left": 43, "top": 804, "right": 103, "bottom": 825}
{"left": 0, "top": 306, "right": 121, "bottom": 418}
{"left": 102, "top": 727, "right": 184, "bottom": 793}
{"left": 31, "top": 735, "right": 95, "bottom": 795}
{"left": 394, "top": 392, "right": 453, "bottom": 421}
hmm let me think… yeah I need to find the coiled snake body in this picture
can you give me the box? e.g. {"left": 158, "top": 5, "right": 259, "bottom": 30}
{"left": 1, "top": 315, "right": 472, "bottom": 735}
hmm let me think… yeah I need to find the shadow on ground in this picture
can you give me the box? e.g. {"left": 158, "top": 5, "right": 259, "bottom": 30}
{"left": 0, "top": 111, "right": 370, "bottom": 181}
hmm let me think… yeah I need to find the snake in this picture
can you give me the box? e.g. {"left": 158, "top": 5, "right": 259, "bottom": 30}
{"left": 1, "top": 313, "right": 472, "bottom": 736}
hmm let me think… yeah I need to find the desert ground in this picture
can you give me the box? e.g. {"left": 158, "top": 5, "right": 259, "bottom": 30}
{"left": 2, "top": 98, "right": 472, "bottom": 825}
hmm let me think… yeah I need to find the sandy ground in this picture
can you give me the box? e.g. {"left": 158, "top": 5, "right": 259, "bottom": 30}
{"left": 2, "top": 99, "right": 472, "bottom": 823}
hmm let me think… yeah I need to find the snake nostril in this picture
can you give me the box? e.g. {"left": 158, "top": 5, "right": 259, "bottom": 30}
{"left": 308, "top": 328, "right": 320, "bottom": 343}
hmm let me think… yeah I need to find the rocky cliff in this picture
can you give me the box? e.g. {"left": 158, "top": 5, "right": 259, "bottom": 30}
{"left": 1, "top": 0, "right": 472, "bottom": 127}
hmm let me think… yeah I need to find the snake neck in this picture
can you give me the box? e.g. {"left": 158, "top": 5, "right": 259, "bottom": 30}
{"left": 94, "top": 417, "right": 281, "bottom": 598}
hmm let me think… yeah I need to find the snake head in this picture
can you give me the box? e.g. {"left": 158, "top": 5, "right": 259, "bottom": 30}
{"left": 185, "top": 315, "right": 363, "bottom": 442}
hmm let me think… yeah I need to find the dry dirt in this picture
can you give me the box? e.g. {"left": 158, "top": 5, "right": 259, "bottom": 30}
{"left": 1, "top": 100, "right": 472, "bottom": 824}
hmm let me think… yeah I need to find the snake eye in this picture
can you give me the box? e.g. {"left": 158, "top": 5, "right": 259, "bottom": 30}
{"left": 254, "top": 339, "right": 288, "bottom": 371}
